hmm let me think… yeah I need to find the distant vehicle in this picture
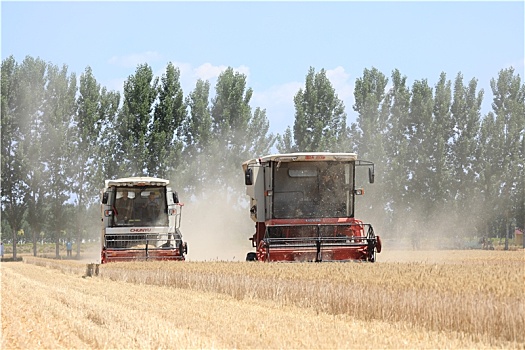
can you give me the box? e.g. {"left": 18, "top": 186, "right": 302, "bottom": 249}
{"left": 242, "top": 152, "right": 381, "bottom": 262}
{"left": 100, "top": 177, "right": 187, "bottom": 263}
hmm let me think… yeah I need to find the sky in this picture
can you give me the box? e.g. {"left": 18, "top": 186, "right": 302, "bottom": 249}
{"left": 2, "top": 1, "right": 524, "bottom": 136}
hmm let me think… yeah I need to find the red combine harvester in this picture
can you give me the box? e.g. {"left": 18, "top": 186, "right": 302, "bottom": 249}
{"left": 100, "top": 177, "right": 187, "bottom": 263}
{"left": 242, "top": 152, "right": 381, "bottom": 262}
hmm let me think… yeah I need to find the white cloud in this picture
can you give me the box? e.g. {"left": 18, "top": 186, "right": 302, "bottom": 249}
{"left": 326, "top": 66, "right": 355, "bottom": 113}
{"left": 192, "top": 63, "right": 250, "bottom": 81}
{"left": 108, "top": 51, "right": 164, "bottom": 68}
{"left": 253, "top": 82, "right": 302, "bottom": 106}
{"left": 104, "top": 77, "right": 126, "bottom": 94}
{"left": 252, "top": 81, "right": 302, "bottom": 135}
{"left": 193, "top": 62, "right": 228, "bottom": 81}
{"left": 235, "top": 65, "right": 251, "bottom": 79}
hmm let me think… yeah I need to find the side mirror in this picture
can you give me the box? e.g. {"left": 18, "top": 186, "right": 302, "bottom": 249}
{"left": 102, "top": 192, "right": 109, "bottom": 204}
{"left": 368, "top": 167, "right": 375, "bottom": 184}
{"left": 173, "top": 192, "right": 179, "bottom": 204}
{"left": 245, "top": 168, "right": 253, "bottom": 186}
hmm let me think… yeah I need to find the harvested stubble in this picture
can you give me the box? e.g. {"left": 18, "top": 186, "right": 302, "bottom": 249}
{"left": 18, "top": 250, "right": 525, "bottom": 348}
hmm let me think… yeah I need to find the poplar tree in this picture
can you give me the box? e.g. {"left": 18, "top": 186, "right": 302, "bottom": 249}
{"left": 350, "top": 67, "right": 391, "bottom": 232}
{"left": 383, "top": 69, "right": 411, "bottom": 236}
{"left": 73, "top": 66, "right": 120, "bottom": 255}
{"left": 478, "top": 111, "right": 497, "bottom": 219}
{"left": 98, "top": 89, "right": 121, "bottom": 180}
{"left": 482, "top": 68, "right": 525, "bottom": 240}
{"left": 17, "top": 57, "right": 48, "bottom": 257}
{"left": 211, "top": 68, "right": 251, "bottom": 188}
{"left": 181, "top": 79, "right": 212, "bottom": 195}
{"left": 279, "top": 67, "right": 347, "bottom": 152}
{"left": 116, "top": 64, "right": 158, "bottom": 177}
{"left": 147, "top": 62, "right": 186, "bottom": 178}
{"left": 276, "top": 127, "right": 295, "bottom": 153}
{"left": 449, "top": 73, "right": 484, "bottom": 233}
{"left": 405, "top": 79, "right": 434, "bottom": 227}
{"left": 1, "top": 56, "right": 27, "bottom": 258}
{"left": 41, "top": 63, "right": 77, "bottom": 258}
{"left": 247, "top": 107, "right": 275, "bottom": 156}
{"left": 353, "top": 67, "right": 389, "bottom": 158}
{"left": 429, "top": 72, "right": 453, "bottom": 212}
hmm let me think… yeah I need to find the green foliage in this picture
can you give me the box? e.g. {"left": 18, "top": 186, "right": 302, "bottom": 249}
{"left": 279, "top": 67, "right": 347, "bottom": 153}
{"left": 116, "top": 63, "right": 159, "bottom": 176}
{"left": 351, "top": 67, "right": 390, "bottom": 224}
{"left": 73, "top": 66, "right": 120, "bottom": 255}
{"left": 180, "top": 79, "right": 212, "bottom": 195}
{"left": 1, "top": 56, "right": 27, "bottom": 257}
{"left": 148, "top": 62, "right": 186, "bottom": 178}
{"left": 449, "top": 73, "right": 484, "bottom": 232}
{"left": 208, "top": 67, "right": 275, "bottom": 199}
{"left": 1, "top": 55, "right": 523, "bottom": 246}
{"left": 484, "top": 68, "right": 525, "bottom": 235}
{"left": 41, "top": 63, "right": 77, "bottom": 241}
{"left": 17, "top": 56, "right": 48, "bottom": 256}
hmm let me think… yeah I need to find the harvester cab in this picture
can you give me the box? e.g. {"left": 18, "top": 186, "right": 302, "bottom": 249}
{"left": 242, "top": 152, "right": 381, "bottom": 262}
{"left": 100, "top": 177, "right": 188, "bottom": 263}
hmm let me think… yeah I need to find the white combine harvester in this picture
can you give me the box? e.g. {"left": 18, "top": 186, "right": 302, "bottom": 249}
{"left": 100, "top": 177, "right": 187, "bottom": 263}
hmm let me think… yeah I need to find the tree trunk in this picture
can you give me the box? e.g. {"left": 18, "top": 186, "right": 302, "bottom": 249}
{"left": 504, "top": 214, "right": 509, "bottom": 251}
{"left": 12, "top": 226, "right": 17, "bottom": 259}
{"left": 55, "top": 237, "right": 60, "bottom": 259}
{"left": 76, "top": 230, "right": 81, "bottom": 258}
{"left": 32, "top": 229, "right": 37, "bottom": 257}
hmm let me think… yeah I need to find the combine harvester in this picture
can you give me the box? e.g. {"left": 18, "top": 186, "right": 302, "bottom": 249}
{"left": 100, "top": 177, "right": 187, "bottom": 263}
{"left": 242, "top": 152, "right": 381, "bottom": 262}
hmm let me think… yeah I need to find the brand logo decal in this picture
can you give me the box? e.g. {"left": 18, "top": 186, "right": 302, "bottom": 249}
{"left": 130, "top": 228, "right": 152, "bottom": 233}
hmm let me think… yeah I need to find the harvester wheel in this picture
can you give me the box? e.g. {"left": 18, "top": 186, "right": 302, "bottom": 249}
{"left": 376, "top": 236, "right": 382, "bottom": 253}
{"left": 178, "top": 241, "right": 188, "bottom": 256}
{"left": 246, "top": 252, "right": 257, "bottom": 261}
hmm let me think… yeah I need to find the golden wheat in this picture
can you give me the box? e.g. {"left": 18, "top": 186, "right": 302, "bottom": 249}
{"left": 15, "top": 250, "right": 525, "bottom": 347}
{"left": 95, "top": 255, "right": 523, "bottom": 343}
{"left": 2, "top": 258, "right": 522, "bottom": 349}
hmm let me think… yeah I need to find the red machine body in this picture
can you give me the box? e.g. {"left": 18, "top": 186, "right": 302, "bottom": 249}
{"left": 243, "top": 153, "right": 381, "bottom": 262}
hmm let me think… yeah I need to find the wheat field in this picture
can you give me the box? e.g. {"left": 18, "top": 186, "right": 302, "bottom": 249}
{"left": 1, "top": 250, "right": 524, "bottom": 349}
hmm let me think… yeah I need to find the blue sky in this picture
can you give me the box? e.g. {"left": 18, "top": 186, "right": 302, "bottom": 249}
{"left": 2, "top": 1, "right": 524, "bottom": 135}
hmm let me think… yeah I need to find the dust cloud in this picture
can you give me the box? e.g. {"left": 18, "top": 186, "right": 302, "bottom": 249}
{"left": 179, "top": 191, "right": 255, "bottom": 262}
{"left": 360, "top": 194, "right": 490, "bottom": 257}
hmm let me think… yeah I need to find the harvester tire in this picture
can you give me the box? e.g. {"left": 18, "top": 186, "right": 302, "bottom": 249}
{"left": 246, "top": 252, "right": 257, "bottom": 261}
{"left": 376, "top": 236, "right": 382, "bottom": 253}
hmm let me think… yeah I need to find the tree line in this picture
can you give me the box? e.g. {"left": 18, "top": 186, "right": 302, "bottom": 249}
{"left": 1, "top": 55, "right": 524, "bottom": 257}
{"left": 279, "top": 66, "right": 523, "bottom": 247}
